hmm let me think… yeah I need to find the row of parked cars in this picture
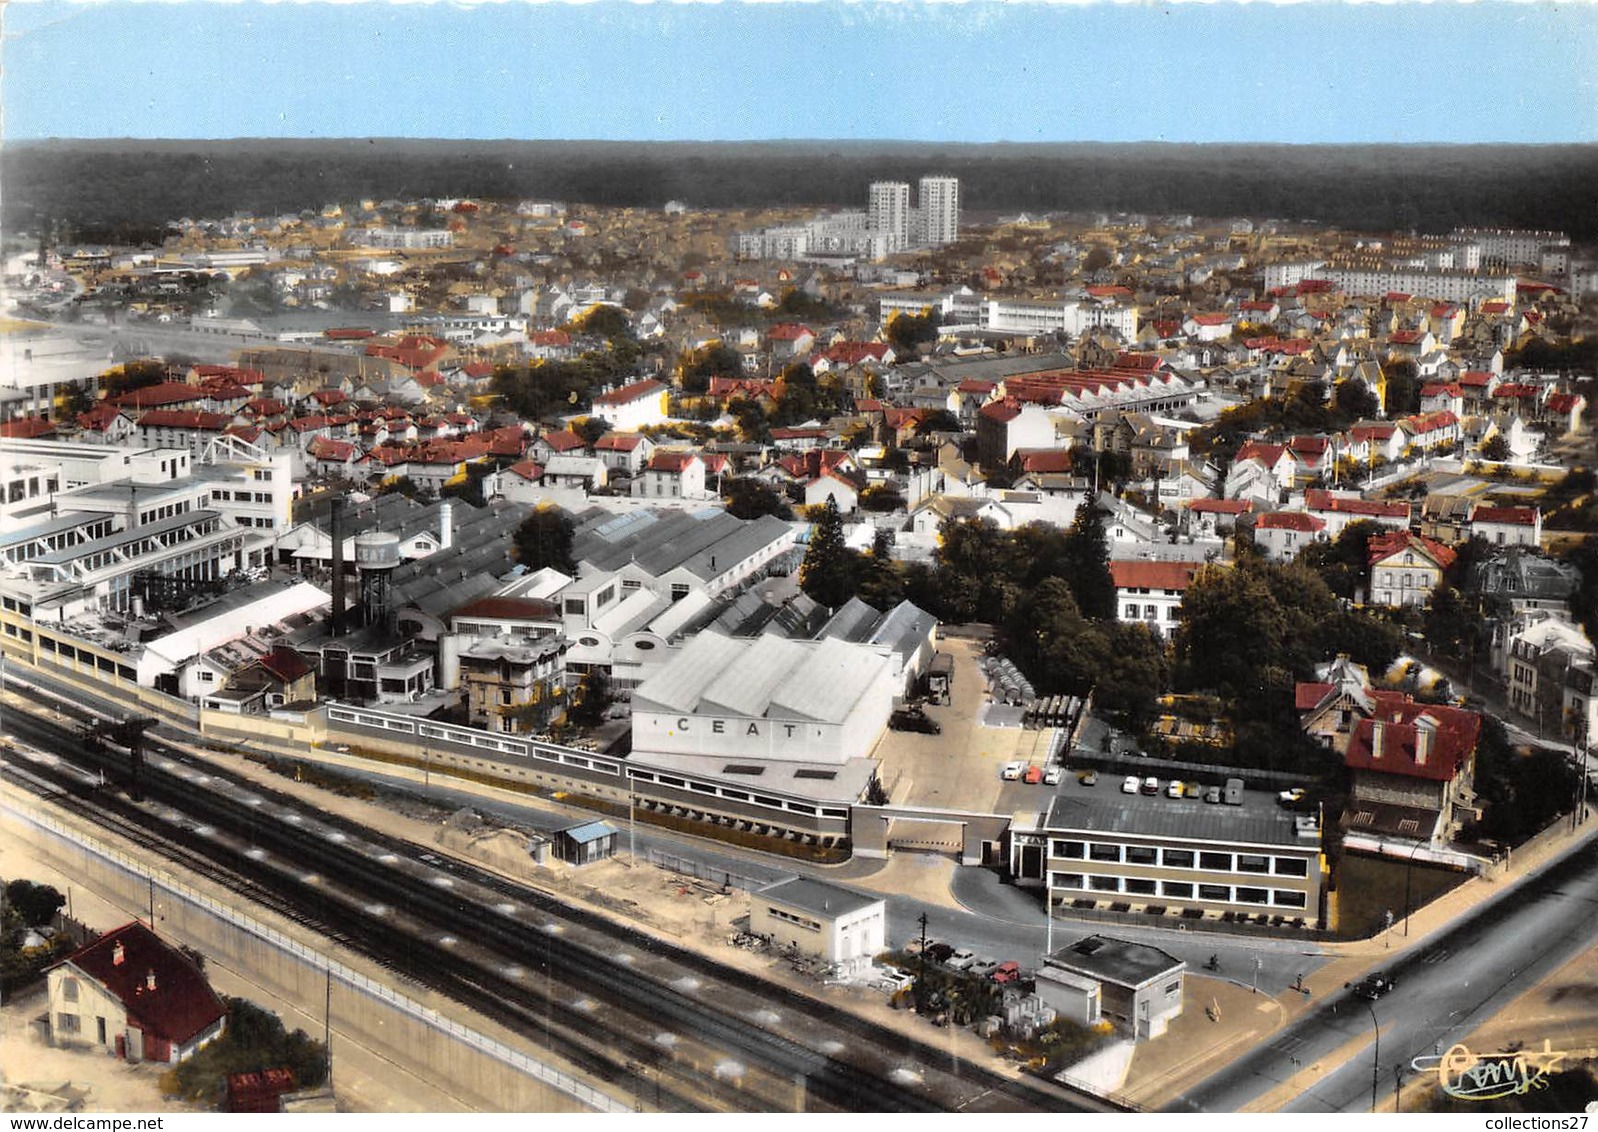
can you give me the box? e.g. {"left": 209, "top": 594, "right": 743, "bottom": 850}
{"left": 1000, "top": 761, "right": 1062, "bottom": 785}
{"left": 902, "top": 937, "right": 1024, "bottom": 983}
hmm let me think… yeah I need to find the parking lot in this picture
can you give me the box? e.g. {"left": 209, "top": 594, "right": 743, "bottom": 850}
{"left": 870, "top": 636, "right": 1059, "bottom": 815}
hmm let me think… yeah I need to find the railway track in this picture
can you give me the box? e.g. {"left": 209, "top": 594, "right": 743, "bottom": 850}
{"left": 2, "top": 692, "right": 1109, "bottom": 1112}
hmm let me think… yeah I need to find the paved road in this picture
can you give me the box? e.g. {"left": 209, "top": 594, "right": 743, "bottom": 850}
{"left": 1166, "top": 830, "right": 1598, "bottom": 1112}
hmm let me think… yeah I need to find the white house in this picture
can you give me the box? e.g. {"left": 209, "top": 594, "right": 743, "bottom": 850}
{"left": 1109, "top": 559, "right": 1200, "bottom": 638}
{"left": 48, "top": 921, "right": 227, "bottom": 1064}
{"left": 592, "top": 378, "right": 669, "bottom": 432}
{"left": 1253, "top": 510, "right": 1328, "bottom": 563}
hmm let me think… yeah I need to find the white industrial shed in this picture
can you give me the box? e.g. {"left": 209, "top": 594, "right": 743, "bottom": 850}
{"left": 749, "top": 877, "right": 886, "bottom": 971}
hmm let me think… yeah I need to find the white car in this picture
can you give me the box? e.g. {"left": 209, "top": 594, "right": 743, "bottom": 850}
{"left": 1278, "top": 787, "right": 1307, "bottom": 805}
{"left": 1001, "top": 761, "right": 1025, "bottom": 781}
{"left": 1043, "top": 766, "right": 1063, "bottom": 786}
{"left": 946, "top": 948, "right": 978, "bottom": 971}
{"left": 1166, "top": 779, "right": 1185, "bottom": 799}
{"left": 1121, "top": 774, "right": 1140, "bottom": 795}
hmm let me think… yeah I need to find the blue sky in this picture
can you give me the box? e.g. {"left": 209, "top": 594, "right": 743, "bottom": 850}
{"left": 4, "top": 2, "right": 1595, "bottom": 144}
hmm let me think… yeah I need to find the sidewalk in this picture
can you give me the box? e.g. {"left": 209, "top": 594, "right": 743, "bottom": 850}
{"left": 1121, "top": 802, "right": 1598, "bottom": 1112}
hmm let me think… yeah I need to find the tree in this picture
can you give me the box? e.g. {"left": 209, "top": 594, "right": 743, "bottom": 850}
{"left": 1480, "top": 434, "right": 1511, "bottom": 462}
{"left": 1007, "top": 579, "right": 1106, "bottom": 697}
{"left": 859, "top": 484, "right": 906, "bottom": 513}
{"left": 511, "top": 507, "right": 576, "bottom": 574}
{"left": 884, "top": 311, "right": 939, "bottom": 355}
{"left": 4, "top": 880, "right": 65, "bottom": 928}
{"left": 1382, "top": 358, "right": 1421, "bottom": 416}
{"left": 678, "top": 343, "right": 742, "bottom": 394}
{"left": 1093, "top": 623, "right": 1170, "bottom": 731}
{"left": 572, "top": 416, "right": 608, "bottom": 447}
{"left": 571, "top": 303, "right": 632, "bottom": 341}
{"left": 1082, "top": 246, "right": 1113, "bottom": 274}
{"left": 799, "top": 499, "right": 859, "bottom": 609}
{"left": 915, "top": 409, "right": 962, "bottom": 436}
{"left": 1330, "top": 379, "right": 1379, "bottom": 424}
{"left": 567, "top": 670, "right": 613, "bottom": 729}
{"left": 1062, "top": 504, "right": 1116, "bottom": 622}
{"left": 722, "top": 477, "right": 793, "bottom": 521}
{"left": 1299, "top": 519, "right": 1382, "bottom": 601}
{"left": 377, "top": 475, "right": 431, "bottom": 502}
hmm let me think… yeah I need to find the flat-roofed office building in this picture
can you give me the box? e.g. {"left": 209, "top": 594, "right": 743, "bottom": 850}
{"left": 1008, "top": 785, "right": 1326, "bottom": 927}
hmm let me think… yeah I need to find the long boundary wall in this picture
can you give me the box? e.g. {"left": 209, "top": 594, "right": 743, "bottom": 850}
{"left": 1, "top": 791, "right": 630, "bottom": 1114}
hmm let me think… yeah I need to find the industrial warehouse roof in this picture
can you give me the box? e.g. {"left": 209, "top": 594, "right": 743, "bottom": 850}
{"left": 570, "top": 507, "right": 795, "bottom": 582}
{"left": 1041, "top": 787, "right": 1312, "bottom": 850}
{"left": 632, "top": 631, "right": 893, "bottom": 725}
{"left": 755, "top": 876, "right": 883, "bottom": 920}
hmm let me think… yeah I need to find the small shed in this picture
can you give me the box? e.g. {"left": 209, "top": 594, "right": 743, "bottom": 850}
{"left": 748, "top": 877, "right": 886, "bottom": 971}
{"left": 552, "top": 820, "right": 619, "bottom": 866}
{"left": 1040, "top": 935, "right": 1185, "bottom": 1040}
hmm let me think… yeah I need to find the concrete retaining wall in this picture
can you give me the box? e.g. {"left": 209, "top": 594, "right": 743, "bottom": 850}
{"left": 1, "top": 791, "right": 629, "bottom": 1113}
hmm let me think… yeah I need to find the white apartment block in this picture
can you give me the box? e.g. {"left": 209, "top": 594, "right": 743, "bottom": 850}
{"left": 350, "top": 227, "right": 454, "bottom": 250}
{"left": 869, "top": 181, "right": 911, "bottom": 253}
{"left": 1451, "top": 228, "right": 1570, "bottom": 269}
{"left": 918, "top": 176, "right": 960, "bottom": 246}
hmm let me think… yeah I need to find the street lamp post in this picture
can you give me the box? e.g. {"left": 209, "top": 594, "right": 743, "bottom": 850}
{"left": 1403, "top": 839, "right": 1427, "bottom": 937}
{"left": 1344, "top": 985, "right": 1381, "bottom": 1113}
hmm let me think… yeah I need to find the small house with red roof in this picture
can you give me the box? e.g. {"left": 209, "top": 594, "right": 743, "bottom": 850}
{"left": 48, "top": 921, "right": 226, "bottom": 1063}
{"left": 1181, "top": 312, "right": 1234, "bottom": 342}
{"left": 634, "top": 449, "right": 710, "bottom": 500}
{"left": 1347, "top": 421, "right": 1405, "bottom": 465}
{"left": 1223, "top": 441, "right": 1295, "bottom": 505}
{"left": 1468, "top": 505, "right": 1542, "bottom": 548}
{"left": 1398, "top": 410, "right": 1460, "bottom": 454}
{"left": 1303, "top": 489, "right": 1411, "bottom": 539}
{"left": 592, "top": 378, "right": 668, "bottom": 432}
{"left": 0, "top": 414, "right": 58, "bottom": 440}
{"left": 1545, "top": 391, "right": 1586, "bottom": 434}
{"left": 75, "top": 403, "right": 136, "bottom": 446}
{"left": 1368, "top": 531, "right": 1455, "bottom": 607}
{"left": 1109, "top": 560, "right": 1201, "bottom": 639}
{"left": 112, "top": 381, "right": 208, "bottom": 412}
{"left": 529, "top": 429, "right": 588, "bottom": 463}
{"left": 1294, "top": 657, "right": 1482, "bottom": 843}
{"left": 1253, "top": 510, "right": 1328, "bottom": 562}
{"left": 1419, "top": 382, "right": 1465, "bottom": 417}
{"left": 1182, "top": 497, "right": 1252, "bottom": 538}
{"left": 593, "top": 432, "right": 657, "bottom": 477}
{"left": 765, "top": 323, "right": 815, "bottom": 361}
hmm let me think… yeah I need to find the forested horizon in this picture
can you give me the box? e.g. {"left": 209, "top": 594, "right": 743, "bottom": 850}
{"left": 5, "top": 138, "right": 1596, "bottom": 244}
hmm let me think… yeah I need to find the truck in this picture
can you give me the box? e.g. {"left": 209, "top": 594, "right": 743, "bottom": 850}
{"left": 927, "top": 652, "right": 955, "bottom": 704}
{"left": 1224, "top": 777, "right": 1245, "bottom": 806}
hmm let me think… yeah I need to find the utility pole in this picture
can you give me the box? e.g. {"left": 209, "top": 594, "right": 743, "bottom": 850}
{"left": 915, "top": 912, "right": 929, "bottom": 1014}
{"left": 324, "top": 964, "right": 333, "bottom": 1092}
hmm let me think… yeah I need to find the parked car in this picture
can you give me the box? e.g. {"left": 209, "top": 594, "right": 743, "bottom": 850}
{"left": 990, "top": 961, "right": 1022, "bottom": 984}
{"left": 1141, "top": 776, "right": 1160, "bottom": 796}
{"left": 890, "top": 707, "right": 942, "bottom": 734}
{"left": 1351, "top": 972, "right": 1397, "bottom": 1000}
{"left": 1044, "top": 766, "right": 1063, "bottom": 786}
{"left": 1278, "top": 787, "right": 1307, "bottom": 805}
{"left": 1024, "top": 765, "right": 1044, "bottom": 785}
{"left": 1205, "top": 785, "right": 1222, "bottom": 804}
{"left": 1184, "top": 782, "right": 1205, "bottom": 798}
{"left": 924, "top": 942, "right": 955, "bottom": 965}
{"left": 1166, "top": 779, "right": 1185, "bottom": 799}
{"left": 904, "top": 936, "right": 942, "bottom": 956}
{"left": 1121, "top": 774, "right": 1140, "bottom": 795}
{"left": 1079, "top": 770, "right": 1099, "bottom": 786}
{"left": 1001, "top": 761, "right": 1025, "bottom": 781}
{"left": 946, "top": 948, "right": 978, "bottom": 971}
{"left": 969, "top": 958, "right": 1001, "bottom": 979}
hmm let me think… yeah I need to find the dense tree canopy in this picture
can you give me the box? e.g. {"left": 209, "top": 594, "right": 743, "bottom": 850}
{"left": 799, "top": 499, "right": 858, "bottom": 609}
{"left": 511, "top": 507, "right": 576, "bottom": 575}
{"left": 722, "top": 477, "right": 793, "bottom": 521}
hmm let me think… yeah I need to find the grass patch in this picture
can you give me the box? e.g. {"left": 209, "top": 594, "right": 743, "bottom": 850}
{"left": 1333, "top": 852, "right": 1468, "bottom": 940}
